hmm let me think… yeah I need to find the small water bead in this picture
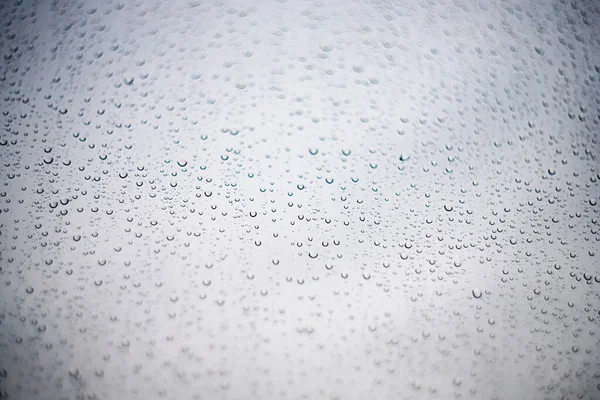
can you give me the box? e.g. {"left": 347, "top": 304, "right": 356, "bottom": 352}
{"left": 472, "top": 289, "right": 482, "bottom": 298}
{"left": 69, "top": 368, "right": 80, "bottom": 379}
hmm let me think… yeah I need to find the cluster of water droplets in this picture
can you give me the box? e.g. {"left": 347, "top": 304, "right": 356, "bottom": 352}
{"left": 0, "top": 0, "right": 599, "bottom": 399}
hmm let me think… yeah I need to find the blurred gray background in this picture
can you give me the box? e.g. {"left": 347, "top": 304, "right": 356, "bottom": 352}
{"left": 0, "top": 0, "right": 599, "bottom": 399}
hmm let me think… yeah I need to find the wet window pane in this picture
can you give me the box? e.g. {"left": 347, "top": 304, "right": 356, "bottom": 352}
{"left": 0, "top": 0, "right": 599, "bottom": 399}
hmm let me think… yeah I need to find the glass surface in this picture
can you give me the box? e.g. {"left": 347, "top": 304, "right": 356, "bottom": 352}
{"left": 0, "top": 0, "right": 599, "bottom": 399}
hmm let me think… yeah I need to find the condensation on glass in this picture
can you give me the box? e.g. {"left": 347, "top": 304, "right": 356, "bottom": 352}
{"left": 0, "top": 0, "right": 599, "bottom": 399}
